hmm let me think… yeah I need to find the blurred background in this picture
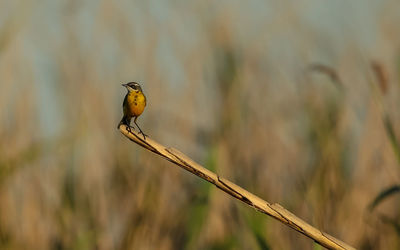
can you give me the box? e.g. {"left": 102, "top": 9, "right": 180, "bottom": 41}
{"left": 1, "top": 0, "right": 400, "bottom": 249}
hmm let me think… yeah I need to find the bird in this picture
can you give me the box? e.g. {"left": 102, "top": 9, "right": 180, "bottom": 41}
{"left": 118, "top": 82, "right": 147, "bottom": 139}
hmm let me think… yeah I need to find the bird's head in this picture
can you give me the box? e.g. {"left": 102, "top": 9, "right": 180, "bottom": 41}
{"left": 122, "top": 82, "right": 142, "bottom": 92}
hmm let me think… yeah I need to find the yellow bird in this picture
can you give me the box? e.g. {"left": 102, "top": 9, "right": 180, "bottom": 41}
{"left": 118, "top": 82, "right": 147, "bottom": 139}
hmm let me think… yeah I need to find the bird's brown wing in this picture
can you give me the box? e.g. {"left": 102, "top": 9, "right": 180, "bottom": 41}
{"left": 123, "top": 93, "right": 128, "bottom": 108}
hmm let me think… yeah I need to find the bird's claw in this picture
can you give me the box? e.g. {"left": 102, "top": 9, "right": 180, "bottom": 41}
{"left": 138, "top": 131, "right": 147, "bottom": 140}
{"left": 126, "top": 125, "right": 135, "bottom": 134}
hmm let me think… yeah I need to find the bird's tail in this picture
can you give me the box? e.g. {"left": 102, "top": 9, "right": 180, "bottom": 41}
{"left": 118, "top": 115, "right": 131, "bottom": 129}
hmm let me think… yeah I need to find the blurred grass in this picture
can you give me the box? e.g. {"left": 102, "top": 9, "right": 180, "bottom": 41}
{"left": 0, "top": 1, "right": 400, "bottom": 249}
{"left": 184, "top": 147, "right": 216, "bottom": 249}
{"left": 384, "top": 115, "right": 400, "bottom": 165}
{"left": 367, "top": 58, "right": 400, "bottom": 244}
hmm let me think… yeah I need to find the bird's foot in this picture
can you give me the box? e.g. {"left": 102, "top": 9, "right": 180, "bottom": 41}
{"left": 126, "top": 125, "right": 135, "bottom": 134}
{"left": 138, "top": 130, "right": 147, "bottom": 140}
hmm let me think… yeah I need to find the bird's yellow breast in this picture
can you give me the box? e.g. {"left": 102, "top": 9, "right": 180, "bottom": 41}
{"left": 125, "top": 90, "right": 146, "bottom": 117}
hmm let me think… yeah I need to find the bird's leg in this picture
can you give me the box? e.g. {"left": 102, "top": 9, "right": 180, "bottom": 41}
{"left": 127, "top": 122, "right": 136, "bottom": 134}
{"left": 120, "top": 116, "right": 134, "bottom": 134}
{"left": 134, "top": 116, "right": 147, "bottom": 140}
{"left": 126, "top": 124, "right": 132, "bottom": 133}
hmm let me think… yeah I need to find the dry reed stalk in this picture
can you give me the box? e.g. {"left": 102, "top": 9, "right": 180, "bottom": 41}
{"left": 309, "top": 63, "right": 343, "bottom": 90}
{"left": 119, "top": 125, "right": 355, "bottom": 250}
{"left": 371, "top": 61, "right": 388, "bottom": 94}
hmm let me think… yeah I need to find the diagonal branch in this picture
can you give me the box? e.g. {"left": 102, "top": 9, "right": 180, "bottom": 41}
{"left": 118, "top": 125, "right": 355, "bottom": 250}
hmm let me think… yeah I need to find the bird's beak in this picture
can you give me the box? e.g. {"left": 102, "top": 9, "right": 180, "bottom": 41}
{"left": 122, "top": 83, "right": 127, "bottom": 87}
